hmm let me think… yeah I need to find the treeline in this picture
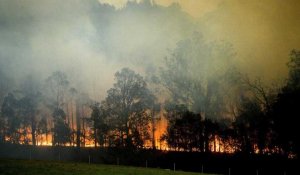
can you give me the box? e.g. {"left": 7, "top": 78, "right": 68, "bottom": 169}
{"left": 160, "top": 49, "right": 300, "bottom": 158}
{"left": 0, "top": 66, "right": 161, "bottom": 149}
{"left": 0, "top": 71, "right": 92, "bottom": 147}
{"left": 0, "top": 34, "right": 299, "bottom": 159}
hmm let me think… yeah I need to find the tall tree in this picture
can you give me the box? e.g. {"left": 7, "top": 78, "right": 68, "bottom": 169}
{"left": 75, "top": 92, "right": 90, "bottom": 148}
{"left": 163, "top": 104, "right": 203, "bottom": 152}
{"left": 0, "top": 71, "right": 11, "bottom": 143}
{"left": 0, "top": 71, "right": 11, "bottom": 110}
{"left": 46, "top": 71, "right": 69, "bottom": 109}
{"left": 0, "top": 113, "right": 5, "bottom": 143}
{"left": 68, "top": 87, "right": 77, "bottom": 146}
{"left": 287, "top": 50, "right": 300, "bottom": 89}
{"left": 235, "top": 76, "right": 278, "bottom": 154}
{"left": 163, "top": 103, "right": 220, "bottom": 152}
{"left": 160, "top": 32, "right": 236, "bottom": 119}
{"left": 90, "top": 102, "right": 108, "bottom": 147}
{"left": 0, "top": 76, "right": 42, "bottom": 145}
{"left": 18, "top": 76, "right": 41, "bottom": 146}
{"left": 150, "top": 103, "right": 161, "bottom": 149}
{"left": 272, "top": 50, "right": 300, "bottom": 158}
{"left": 233, "top": 97, "right": 265, "bottom": 154}
{"left": 104, "top": 68, "right": 155, "bottom": 148}
{"left": 1, "top": 93, "right": 21, "bottom": 144}
{"left": 37, "top": 116, "right": 48, "bottom": 145}
{"left": 45, "top": 71, "right": 70, "bottom": 146}
{"left": 52, "top": 108, "right": 70, "bottom": 146}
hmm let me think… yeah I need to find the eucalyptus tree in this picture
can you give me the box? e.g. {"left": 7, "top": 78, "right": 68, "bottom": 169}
{"left": 160, "top": 32, "right": 237, "bottom": 120}
{"left": 104, "top": 68, "right": 155, "bottom": 148}
{"left": 18, "top": 76, "right": 42, "bottom": 146}
{"left": 90, "top": 102, "right": 109, "bottom": 147}
{"left": 46, "top": 71, "right": 69, "bottom": 109}
{"left": 159, "top": 33, "right": 239, "bottom": 152}
{"left": 68, "top": 87, "right": 77, "bottom": 145}
{"left": 0, "top": 71, "right": 12, "bottom": 142}
{"left": 45, "top": 71, "right": 71, "bottom": 146}
{"left": 162, "top": 105, "right": 202, "bottom": 151}
{"left": 1, "top": 93, "right": 20, "bottom": 144}
{"left": 52, "top": 108, "right": 70, "bottom": 146}
{"left": 75, "top": 92, "right": 91, "bottom": 147}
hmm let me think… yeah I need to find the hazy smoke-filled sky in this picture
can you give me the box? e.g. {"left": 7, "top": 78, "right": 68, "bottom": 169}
{"left": 0, "top": 0, "right": 299, "bottom": 100}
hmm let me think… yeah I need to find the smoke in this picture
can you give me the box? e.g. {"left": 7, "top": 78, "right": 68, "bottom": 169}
{"left": 199, "top": 0, "right": 300, "bottom": 80}
{"left": 0, "top": 0, "right": 299, "bottom": 102}
{"left": 0, "top": 0, "right": 194, "bottom": 100}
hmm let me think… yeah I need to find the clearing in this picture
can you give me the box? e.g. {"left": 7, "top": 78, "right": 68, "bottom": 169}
{"left": 0, "top": 159, "right": 216, "bottom": 175}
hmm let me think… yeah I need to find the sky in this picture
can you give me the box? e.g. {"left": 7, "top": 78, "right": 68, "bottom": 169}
{"left": 0, "top": 0, "right": 300, "bottom": 100}
{"left": 99, "top": 0, "right": 300, "bottom": 78}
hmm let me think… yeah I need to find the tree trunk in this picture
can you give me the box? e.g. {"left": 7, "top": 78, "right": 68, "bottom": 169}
{"left": 94, "top": 127, "right": 97, "bottom": 148}
{"left": 71, "top": 101, "right": 74, "bottom": 146}
{"left": 31, "top": 122, "right": 36, "bottom": 146}
{"left": 76, "top": 101, "right": 81, "bottom": 148}
{"left": 213, "top": 135, "right": 216, "bottom": 152}
{"left": 50, "top": 119, "right": 54, "bottom": 146}
{"left": 82, "top": 122, "right": 85, "bottom": 147}
{"left": 151, "top": 110, "right": 156, "bottom": 149}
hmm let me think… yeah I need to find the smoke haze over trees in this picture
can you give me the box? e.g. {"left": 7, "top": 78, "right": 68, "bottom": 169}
{"left": 0, "top": 0, "right": 300, "bottom": 161}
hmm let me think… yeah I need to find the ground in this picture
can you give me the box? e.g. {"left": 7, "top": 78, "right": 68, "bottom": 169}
{"left": 0, "top": 159, "right": 215, "bottom": 175}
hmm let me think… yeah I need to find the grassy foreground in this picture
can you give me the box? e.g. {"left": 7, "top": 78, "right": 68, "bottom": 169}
{"left": 0, "top": 159, "right": 215, "bottom": 175}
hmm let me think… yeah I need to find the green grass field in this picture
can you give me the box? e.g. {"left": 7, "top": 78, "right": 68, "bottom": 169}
{"left": 0, "top": 159, "right": 215, "bottom": 175}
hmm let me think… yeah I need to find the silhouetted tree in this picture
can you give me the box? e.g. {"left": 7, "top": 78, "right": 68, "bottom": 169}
{"left": 52, "top": 108, "right": 70, "bottom": 146}
{"left": 46, "top": 71, "right": 69, "bottom": 109}
{"left": 90, "top": 102, "right": 108, "bottom": 147}
{"left": 1, "top": 93, "right": 21, "bottom": 144}
{"left": 287, "top": 50, "right": 300, "bottom": 89}
{"left": 37, "top": 116, "right": 48, "bottom": 145}
{"left": 150, "top": 103, "right": 161, "bottom": 149}
{"left": 203, "top": 118, "right": 220, "bottom": 152}
{"left": 104, "top": 68, "right": 155, "bottom": 148}
{"left": 272, "top": 50, "right": 300, "bottom": 158}
{"left": 0, "top": 71, "right": 11, "bottom": 110}
{"left": 68, "top": 87, "right": 77, "bottom": 146}
{"left": 233, "top": 97, "right": 265, "bottom": 154}
{"left": 0, "top": 113, "right": 4, "bottom": 142}
{"left": 75, "top": 92, "right": 91, "bottom": 148}
{"left": 18, "top": 96, "right": 37, "bottom": 145}
{"left": 164, "top": 109, "right": 202, "bottom": 151}
{"left": 18, "top": 76, "right": 41, "bottom": 146}
{"left": 0, "top": 71, "right": 12, "bottom": 143}
{"left": 160, "top": 32, "right": 236, "bottom": 119}
{"left": 163, "top": 104, "right": 203, "bottom": 151}
{"left": 45, "top": 71, "right": 70, "bottom": 146}
{"left": 217, "top": 118, "right": 237, "bottom": 152}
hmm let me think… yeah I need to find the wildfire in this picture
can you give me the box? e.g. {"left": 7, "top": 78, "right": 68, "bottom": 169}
{"left": 209, "top": 136, "right": 236, "bottom": 153}
{"left": 153, "top": 116, "right": 168, "bottom": 150}
{"left": 4, "top": 115, "right": 237, "bottom": 154}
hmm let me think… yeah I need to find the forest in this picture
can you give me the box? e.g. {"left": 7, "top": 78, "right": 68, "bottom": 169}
{"left": 0, "top": 1, "right": 300, "bottom": 175}
{"left": 1, "top": 36, "right": 299, "bottom": 159}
